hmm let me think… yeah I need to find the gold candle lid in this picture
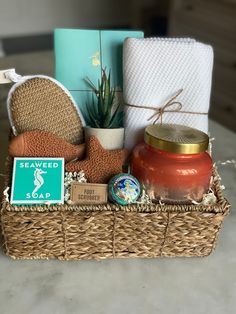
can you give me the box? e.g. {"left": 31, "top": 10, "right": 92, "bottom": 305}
{"left": 144, "top": 124, "right": 209, "bottom": 154}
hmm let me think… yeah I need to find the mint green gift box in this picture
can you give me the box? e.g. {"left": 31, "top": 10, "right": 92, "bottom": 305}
{"left": 54, "top": 29, "right": 144, "bottom": 115}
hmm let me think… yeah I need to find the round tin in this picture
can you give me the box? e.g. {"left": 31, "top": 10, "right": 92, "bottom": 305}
{"left": 108, "top": 173, "right": 141, "bottom": 205}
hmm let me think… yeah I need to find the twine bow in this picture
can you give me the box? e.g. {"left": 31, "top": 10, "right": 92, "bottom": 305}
{"left": 126, "top": 89, "right": 208, "bottom": 124}
{"left": 147, "top": 89, "right": 183, "bottom": 124}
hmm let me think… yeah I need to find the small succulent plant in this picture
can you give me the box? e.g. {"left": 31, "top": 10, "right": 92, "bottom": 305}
{"left": 84, "top": 69, "right": 123, "bottom": 128}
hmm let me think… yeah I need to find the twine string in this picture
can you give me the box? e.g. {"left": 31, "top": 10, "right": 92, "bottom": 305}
{"left": 126, "top": 89, "right": 208, "bottom": 124}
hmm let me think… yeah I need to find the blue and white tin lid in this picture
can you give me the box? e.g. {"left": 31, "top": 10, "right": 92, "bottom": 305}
{"left": 108, "top": 173, "right": 141, "bottom": 205}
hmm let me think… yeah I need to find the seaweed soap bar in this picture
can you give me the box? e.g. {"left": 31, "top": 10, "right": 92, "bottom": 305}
{"left": 10, "top": 158, "right": 64, "bottom": 205}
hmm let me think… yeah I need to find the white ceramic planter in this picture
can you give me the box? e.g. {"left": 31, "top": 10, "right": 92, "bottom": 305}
{"left": 84, "top": 127, "right": 125, "bottom": 150}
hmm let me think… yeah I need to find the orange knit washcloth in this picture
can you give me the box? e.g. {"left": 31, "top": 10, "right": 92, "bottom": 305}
{"left": 66, "top": 136, "right": 129, "bottom": 183}
{"left": 9, "top": 130, "right": 85, "bottom": 162}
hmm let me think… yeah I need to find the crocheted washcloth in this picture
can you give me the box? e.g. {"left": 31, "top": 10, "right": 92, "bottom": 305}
{"left": 66, "top": 136, "right": 129, "bottom": 183}
{"left": 9, "top": 130, "right": 85, "bottom": 162}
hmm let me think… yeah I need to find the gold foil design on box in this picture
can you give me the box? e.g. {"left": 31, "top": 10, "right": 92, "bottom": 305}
{"left": 90, "top": 52, "right": 100, "bottom": 66}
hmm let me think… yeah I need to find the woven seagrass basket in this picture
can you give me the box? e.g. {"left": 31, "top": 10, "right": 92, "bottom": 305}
{"left": 0, "top": 158, "right": 230, "bottom": 260}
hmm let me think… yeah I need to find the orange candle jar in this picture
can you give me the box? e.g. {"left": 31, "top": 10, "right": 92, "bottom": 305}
{"left": 131, "top": 124, "right": 213, "bottom": 203}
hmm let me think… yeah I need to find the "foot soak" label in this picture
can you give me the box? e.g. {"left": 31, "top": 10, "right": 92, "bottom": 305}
{"left": 10, "top": 158, "right": 64, "bottom": 205}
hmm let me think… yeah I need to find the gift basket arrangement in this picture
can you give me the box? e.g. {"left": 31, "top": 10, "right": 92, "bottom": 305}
{"left": 0, "top": 30, "right": 230, "bottom": 260}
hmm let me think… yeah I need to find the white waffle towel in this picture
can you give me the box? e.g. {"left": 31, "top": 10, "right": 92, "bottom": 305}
{"left": 123, "top": 37, "right": 214, "bottom": 150}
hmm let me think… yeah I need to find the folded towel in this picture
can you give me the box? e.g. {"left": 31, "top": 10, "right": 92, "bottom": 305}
{"left": 123, "top": 37, "right": 214, "bottom": 150}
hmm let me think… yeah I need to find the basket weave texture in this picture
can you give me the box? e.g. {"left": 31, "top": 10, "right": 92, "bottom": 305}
{"left": 0, "top": 164, "right": 230, "bottom": 260}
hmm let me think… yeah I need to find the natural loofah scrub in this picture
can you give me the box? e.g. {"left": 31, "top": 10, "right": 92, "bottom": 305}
{"left": 66, "top": 136, "right": 129, "bottom": 183}
{"left": 7, "top": 75, "right": 85, "bottom": 144}
{"left": 9, "top": 130, "right": 85, "bottom": 162}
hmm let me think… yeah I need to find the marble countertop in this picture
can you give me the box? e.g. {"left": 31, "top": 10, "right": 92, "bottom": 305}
{"left": 0, "top": 120, "right": 235, "bottom": 314}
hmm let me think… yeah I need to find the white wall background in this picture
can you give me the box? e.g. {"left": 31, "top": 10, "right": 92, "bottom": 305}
{"left": 0, "top": 0, "right": 131, "bottom": 37}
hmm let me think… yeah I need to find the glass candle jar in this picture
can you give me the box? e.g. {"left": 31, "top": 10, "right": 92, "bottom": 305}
{"left": 131, "top": 124, "right": 213, "bottom": 203}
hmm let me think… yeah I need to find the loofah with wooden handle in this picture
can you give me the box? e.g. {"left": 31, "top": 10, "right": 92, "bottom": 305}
{"left": 9, "top": 130, "right": 85, "bottom": 162}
